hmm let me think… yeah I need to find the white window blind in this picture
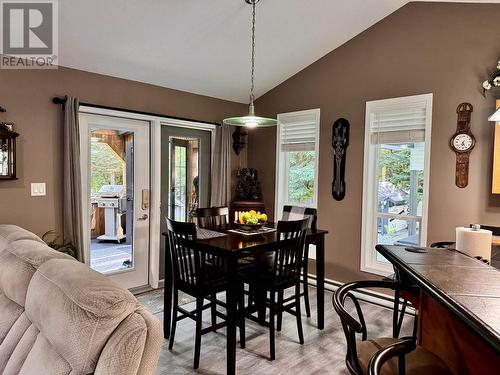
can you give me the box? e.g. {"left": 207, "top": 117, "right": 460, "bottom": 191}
{"left": 369, "top": 102, "right": 428, "bottom": 144}
{"left": 279, "top": 111, "right": 320, "bottom": 151}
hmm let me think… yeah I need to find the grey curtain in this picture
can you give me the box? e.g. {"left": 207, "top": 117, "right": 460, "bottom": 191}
{"left": 210, "top": 123, "right": 232, "bottom": 207}
{"left": 62, "top": 96, "right": 84, "bottom": 261}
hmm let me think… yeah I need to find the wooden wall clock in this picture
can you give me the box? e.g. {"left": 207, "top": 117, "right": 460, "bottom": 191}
{"left": 450, "top": 103, "right": 475, "bottom": 188}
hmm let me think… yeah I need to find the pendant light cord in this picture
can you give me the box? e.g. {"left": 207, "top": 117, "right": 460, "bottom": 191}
{"left": 250, "top": 0, "right": 256, "bottom": 107}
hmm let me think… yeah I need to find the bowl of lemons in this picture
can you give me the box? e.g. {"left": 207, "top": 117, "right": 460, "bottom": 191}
{"left": 234, "top": 210, "right": 268, "bottom": 232}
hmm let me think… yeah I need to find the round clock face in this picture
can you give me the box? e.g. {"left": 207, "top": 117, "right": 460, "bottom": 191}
{"left": 452, "top": 133, "right": 474, "bottom": 151}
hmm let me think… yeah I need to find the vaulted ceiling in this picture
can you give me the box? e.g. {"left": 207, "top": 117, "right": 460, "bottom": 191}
{"left": 59, "top": 1, "right": 500, "bottom": 103}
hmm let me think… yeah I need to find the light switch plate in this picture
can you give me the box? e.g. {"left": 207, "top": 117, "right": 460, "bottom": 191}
{"left": 31, "top": 183, "right": 46, "bottom": 197}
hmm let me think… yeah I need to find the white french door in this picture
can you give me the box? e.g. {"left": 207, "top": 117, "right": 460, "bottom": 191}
{"left": 79, "top": 113, "right": 150, "bottom": 290}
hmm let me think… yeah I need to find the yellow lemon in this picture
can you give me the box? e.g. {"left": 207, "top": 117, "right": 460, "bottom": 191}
{"left": 241, "top": 212, "right": 250, "bottom": 223}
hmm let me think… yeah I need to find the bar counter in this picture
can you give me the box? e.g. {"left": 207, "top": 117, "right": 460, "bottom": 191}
{"left": 376, "top": 245, "right": 500, "bottom": 374}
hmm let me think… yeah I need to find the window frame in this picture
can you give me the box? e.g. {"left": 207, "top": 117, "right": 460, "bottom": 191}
{"left": 274, "top": 108, "right": 321, "bottom": 222}
{"left": 361, "top": 94, "right": 433, "bottom": 276}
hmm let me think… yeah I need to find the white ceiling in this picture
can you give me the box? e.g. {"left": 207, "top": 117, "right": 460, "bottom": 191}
{"left": 59, "top": 0, "right": 500, "bottom": 103}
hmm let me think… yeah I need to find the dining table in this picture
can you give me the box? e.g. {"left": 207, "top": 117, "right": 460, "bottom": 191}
{"left": 162, "top": 223, "right": 328, "bottom": 375}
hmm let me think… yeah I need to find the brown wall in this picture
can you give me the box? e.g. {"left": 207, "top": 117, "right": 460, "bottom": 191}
{"left": 248, "top": 2, "right": 500, "bottom": 282}
{"left": 0, "top": 66, "right": 246, "bottom": 236}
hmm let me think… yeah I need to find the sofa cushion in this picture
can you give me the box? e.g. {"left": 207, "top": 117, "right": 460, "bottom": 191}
{"left": 0, "top": 312, "right": 32, "bottom": 372}
{"left": 0, "top": 225, "right": 44, "bottom": 253}
{"left": 18, "top": 334, "right": 72, "bottom": 375}
{"left": 0, "top": 239, "right": 73, "bottom": 307}
{"left": 0, "top": 293, "right": 24, "bottom": 344}
{"left": 25, "top": 258, "right": 138, "bottom": 373}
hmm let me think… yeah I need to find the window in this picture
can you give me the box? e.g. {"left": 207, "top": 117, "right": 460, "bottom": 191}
{"left": 361, "top": 94, "right": 433, "bottom": 276}
{"left": 275, "top": 109, "right": 320, "bottom": 220}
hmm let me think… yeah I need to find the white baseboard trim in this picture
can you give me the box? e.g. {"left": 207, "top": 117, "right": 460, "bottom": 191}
{"left": 307, "top": 274, "right": 415, "bottom": 315}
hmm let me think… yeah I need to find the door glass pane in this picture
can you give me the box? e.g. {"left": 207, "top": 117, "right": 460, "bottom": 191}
{"left": 89, "top": 129, "right": 134, "bottom": 274}
{"left": 286, "top": 150, "right": 316, "bottom": 206}
{"left": 173, "top": 144, "right": 187, "bottom": 221}
{"left": 169, "top": 137, "right": 200, "bottom": 222}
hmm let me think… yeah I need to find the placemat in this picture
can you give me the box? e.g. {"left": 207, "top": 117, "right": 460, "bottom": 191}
{"left": 196, "top": 228, "right": 227, "bottom": 240}
{"left": 227, "top": 227, "right": 276, "bottom": 236}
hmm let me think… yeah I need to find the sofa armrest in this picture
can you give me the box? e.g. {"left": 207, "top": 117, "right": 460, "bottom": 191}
{"left": 95, "top": 307, "right": 162, "bottom": 375}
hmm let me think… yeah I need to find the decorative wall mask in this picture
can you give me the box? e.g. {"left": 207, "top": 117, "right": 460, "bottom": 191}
{"left": 332, "top": 118, "right": 350, "bottom": 200}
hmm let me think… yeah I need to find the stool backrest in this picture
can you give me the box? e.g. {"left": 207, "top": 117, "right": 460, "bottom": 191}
{"left": 197, "top": 206, "right": 230, "bottom": 229}
{"left": 166, "top": 219, "right": 200, "bottom": 286}
{"left": 272, "top": 219, "right": 307, "bottom": 283}
{"left": 282, "top": 206, "right": 317, "bottom": 232}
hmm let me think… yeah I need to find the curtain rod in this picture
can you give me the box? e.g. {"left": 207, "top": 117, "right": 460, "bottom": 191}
{"left": 52, "top": 96, "right": 221, "bottom": 127}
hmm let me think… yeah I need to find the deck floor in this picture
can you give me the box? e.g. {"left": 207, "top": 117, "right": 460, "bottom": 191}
{"left": 90, "top": 239, "right": 132, "bottom": 273}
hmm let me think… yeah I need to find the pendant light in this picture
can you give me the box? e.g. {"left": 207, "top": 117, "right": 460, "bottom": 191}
{"left": 223, "top": 0, "right": 277, "bottom": 128}
{"left": 489, "top": 107, "right": 500, "bottom": 122}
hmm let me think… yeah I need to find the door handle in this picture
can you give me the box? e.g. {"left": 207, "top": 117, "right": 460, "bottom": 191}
{"left": 137, "top": 214, "right": 148, "bottom": 221}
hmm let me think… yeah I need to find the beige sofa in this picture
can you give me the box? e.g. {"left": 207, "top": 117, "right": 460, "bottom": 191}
{"left": 0, "top": 225, "right": 163, "bottom": 375}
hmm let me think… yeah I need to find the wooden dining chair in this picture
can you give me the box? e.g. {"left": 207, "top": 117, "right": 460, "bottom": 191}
{"left": 280, "top": 205, "right": 317, "bottom": 319}
{"left": 196, "top": 206, "right": 230, "bottom": 229}
{"left": 332, "top": 280, "right": 452, "bottom": 375}
{"left": 240, "top": 219, "right": 308, "bottom": 360}
{"left": 165, "top": 219, "right": 245, "bottom": 369}
{"left": 197, "top": 206, "right": 256, "bottom": 268}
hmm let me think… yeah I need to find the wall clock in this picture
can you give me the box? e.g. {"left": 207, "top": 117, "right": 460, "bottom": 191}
{"left": 450, "top": 103, "right": 475, "bottom": 188}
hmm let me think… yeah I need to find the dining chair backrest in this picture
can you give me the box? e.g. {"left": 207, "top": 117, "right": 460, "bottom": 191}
{"left": 166, "top": 219, "right": 200, "bottom": 286}
{"left": 197, "top": 206, "right": 230, "bottom": 229}
{"left": 272, "top": 219, "right": 307, "bottom": 283}
{"left": 282, "top": 206, "right": 317, "bottom": 232}
{"left": 166, "top": 218, "right": 227, "bottom": 288}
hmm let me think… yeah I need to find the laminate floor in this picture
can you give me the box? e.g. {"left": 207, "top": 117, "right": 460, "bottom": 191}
{"left": 151, "top": 288, "right": 414, "bottom": 375}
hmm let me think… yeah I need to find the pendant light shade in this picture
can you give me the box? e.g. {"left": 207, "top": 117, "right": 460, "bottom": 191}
{"left": 489, "top": 107, "right": 500, "bottom": 122}
{"left": 224, "top": 102, "right": 276, "bottom": 127}
{"left": 223, "top": 115, "right": 277, "bottom": 127}
{"left": 223, "top": 0, "right": 277, "bottom": 128}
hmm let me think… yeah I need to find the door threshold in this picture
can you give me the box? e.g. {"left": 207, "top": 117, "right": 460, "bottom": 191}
{"left": 130, "top": 285, "right": 154, "bottom": 295}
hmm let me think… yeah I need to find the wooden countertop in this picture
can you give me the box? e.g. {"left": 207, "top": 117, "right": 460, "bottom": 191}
{"left": 376, "top": 245, "right": 500, "bottom": 354}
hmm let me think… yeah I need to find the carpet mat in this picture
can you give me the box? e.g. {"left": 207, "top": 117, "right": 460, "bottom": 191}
{"left": 137, "top": 288, "right": 195, "bottom": 315}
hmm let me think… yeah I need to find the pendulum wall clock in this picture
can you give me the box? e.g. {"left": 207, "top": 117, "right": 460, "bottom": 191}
{"left": 450, "top": 103, "right": 475, "bottom": 188}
